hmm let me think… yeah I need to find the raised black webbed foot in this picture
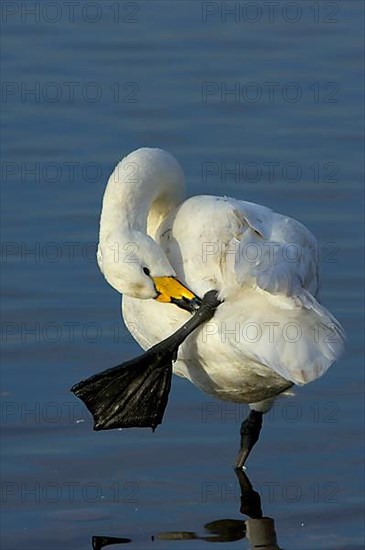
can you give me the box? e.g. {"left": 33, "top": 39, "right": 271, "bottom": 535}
{"left": 71, "top": 290, "right": 222, "bottom": 432}
{"left": 71, "top": 346, "right": 174, "bottom": 431}
{"left": 235, "top": 410, "right": 263, "bottom": 469}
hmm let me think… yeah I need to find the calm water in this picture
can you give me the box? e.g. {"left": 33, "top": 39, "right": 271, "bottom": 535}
{"left": 1, "top": 1, "right": 364, "bottom": 549}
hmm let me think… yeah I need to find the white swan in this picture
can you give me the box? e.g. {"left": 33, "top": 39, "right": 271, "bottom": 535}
{"left": 95, "top": 147, "right": 344, "bottom": 465}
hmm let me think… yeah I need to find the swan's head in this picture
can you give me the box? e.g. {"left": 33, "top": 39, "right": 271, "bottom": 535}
{"left": 98, "top": 231, "right": 201, "bottom": 313}
{"left": 98, "top": 147, "right": 201, "bottom": 313}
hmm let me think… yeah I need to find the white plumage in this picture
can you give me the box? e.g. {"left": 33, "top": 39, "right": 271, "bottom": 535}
{"left": 97, "top": 147, "right": 344, "bottom": 411}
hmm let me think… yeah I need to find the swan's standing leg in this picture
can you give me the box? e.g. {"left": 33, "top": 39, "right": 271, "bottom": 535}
{"left": 235, "top": 399, "right": 275, "bottom": 468}
{"left": 236, "top": 410, "right": 263, "bottom": 469}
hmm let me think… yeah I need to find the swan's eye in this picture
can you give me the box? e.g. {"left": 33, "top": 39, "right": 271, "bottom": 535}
{"left": 142, "top": 267, "right": 150, "bottom": 276}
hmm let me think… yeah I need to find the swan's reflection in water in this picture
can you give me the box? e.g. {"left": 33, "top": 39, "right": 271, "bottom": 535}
{"left": 92, "top": 470, "right": 281, "bottom": 549}
{"left": 92, "top": 536, "right": 132, "bottom": 548}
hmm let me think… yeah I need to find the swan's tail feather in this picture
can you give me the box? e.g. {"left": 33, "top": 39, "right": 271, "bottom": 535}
{"left": 71, "top": 350, "right": 173, "bottom": 431}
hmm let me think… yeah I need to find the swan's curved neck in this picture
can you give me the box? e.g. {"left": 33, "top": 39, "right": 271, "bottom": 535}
{"left": 99, "top": 151, "right": 185, "bottom": 243}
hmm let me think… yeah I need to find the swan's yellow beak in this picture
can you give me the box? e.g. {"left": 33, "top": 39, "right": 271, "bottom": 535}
{"left": 153, "top": 276, "right": 202, "bottom": 313}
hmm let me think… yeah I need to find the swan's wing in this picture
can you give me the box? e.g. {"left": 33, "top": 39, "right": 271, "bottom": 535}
{"left": 157, "top": 194, "right": 321, "bottom": 301}
{"left": 157, "top": 195, "right": 344, "bottom": 386}
{"left": 226, "top": 199, "right": 344, "bottom": 384}
{"left": 228, "top": 200, "right": 320, "bottom": 298}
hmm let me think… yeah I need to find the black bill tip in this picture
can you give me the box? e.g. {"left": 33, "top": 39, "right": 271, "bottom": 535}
{"left": 171, "top": 295, "right": 202, "bottom": 313}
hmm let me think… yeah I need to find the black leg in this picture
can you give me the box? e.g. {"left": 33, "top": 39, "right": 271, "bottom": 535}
{"left": 236, "top": 410, "right": 263, "bottom": 468}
